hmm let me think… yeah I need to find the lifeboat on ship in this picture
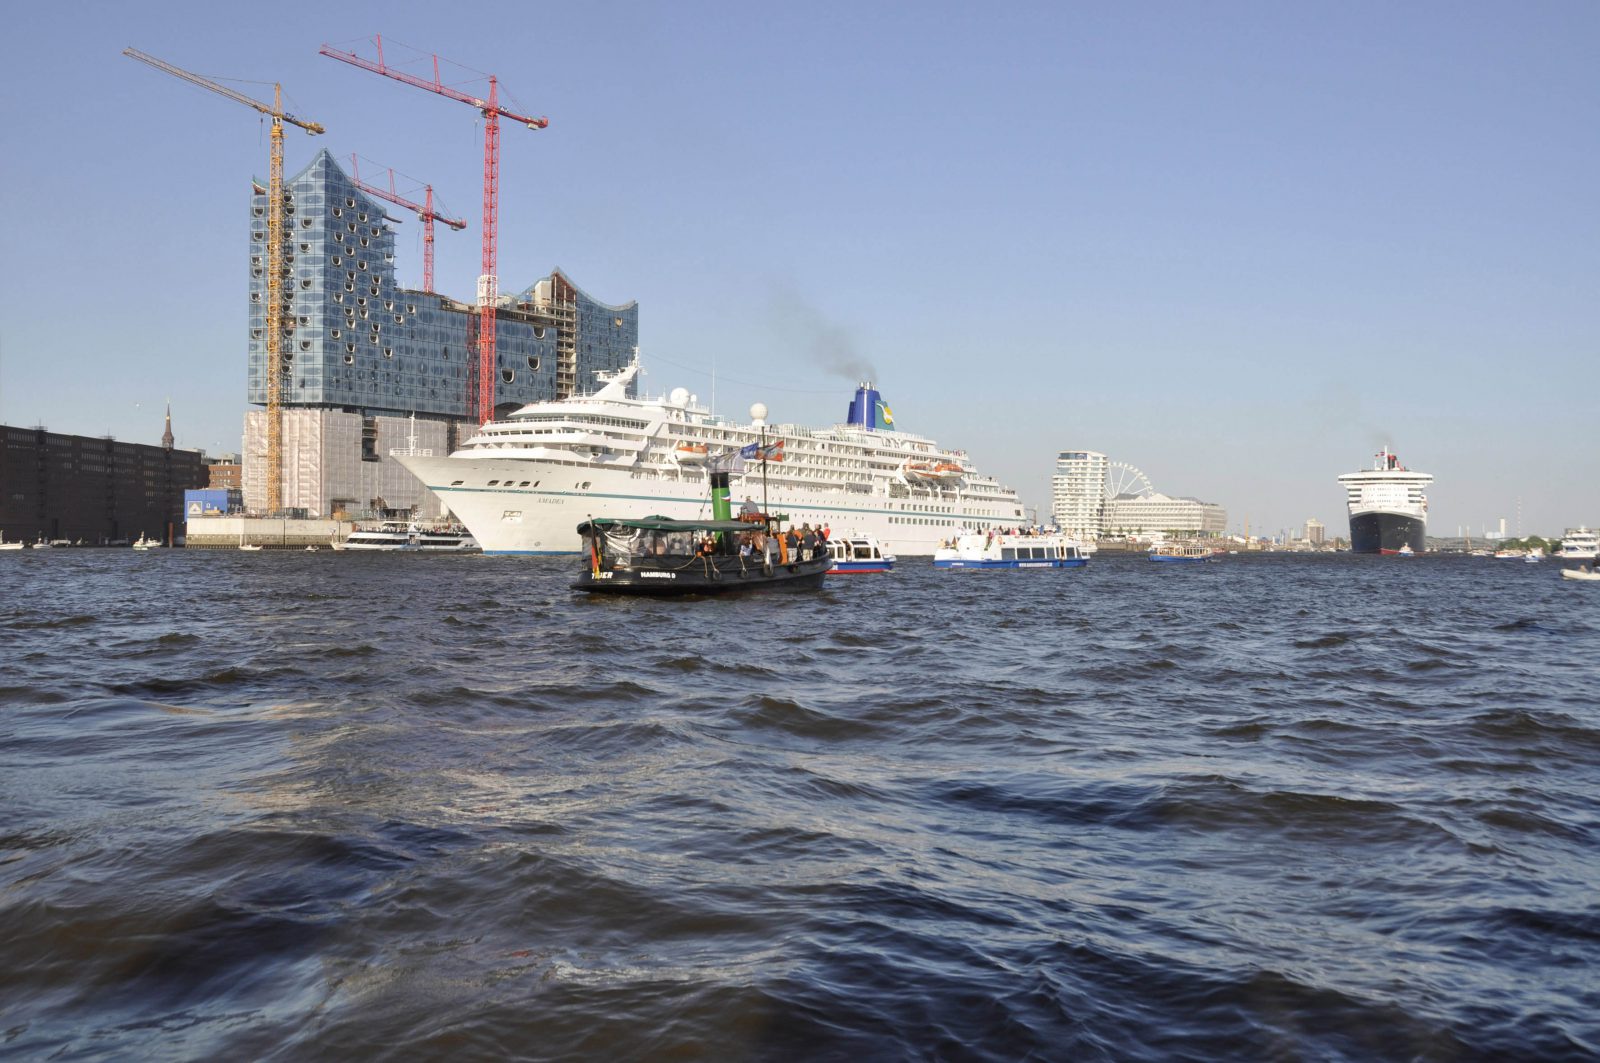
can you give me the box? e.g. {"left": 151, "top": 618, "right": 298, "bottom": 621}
{"left": 673, "top": 442, "right": 710, "bottom": 464}
{"left": 903, "top": 459, "right": 964, "bottom": 485}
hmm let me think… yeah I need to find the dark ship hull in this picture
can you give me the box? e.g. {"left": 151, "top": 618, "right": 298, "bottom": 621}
{"left": 1349, "top": 512, "right": 1426, "bottom": 555}
{"left": 574, "top": 554, "right": 831, "bottom": 595}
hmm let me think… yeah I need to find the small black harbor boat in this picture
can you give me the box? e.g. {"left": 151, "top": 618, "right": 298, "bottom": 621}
{"left": 573, "top": 472, "right": 831, "bottom": 595}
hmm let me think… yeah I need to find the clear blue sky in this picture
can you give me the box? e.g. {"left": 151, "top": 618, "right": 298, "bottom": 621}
{"left": 2, "top": 1, "right": 1595, "bottom": 537}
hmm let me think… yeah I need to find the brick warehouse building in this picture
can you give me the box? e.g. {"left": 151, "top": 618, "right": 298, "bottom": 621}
{"left": 0, "top": 422, "right": 205, "bottom": 545}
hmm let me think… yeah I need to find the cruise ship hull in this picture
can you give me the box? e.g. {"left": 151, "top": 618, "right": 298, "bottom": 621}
{"left": 1349, "top": 511, "right": 1426, "bottom": 555}
{"left": 397, "top": 454, "right": 1021, "bottom": 556}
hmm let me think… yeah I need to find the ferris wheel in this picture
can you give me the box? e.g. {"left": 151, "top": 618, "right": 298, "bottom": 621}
{"left": 1104, "top": 461, "right": 1155, "bottom": 500}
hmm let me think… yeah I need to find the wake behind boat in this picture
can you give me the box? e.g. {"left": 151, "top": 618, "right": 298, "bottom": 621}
{"left": 397, "top": 353, "right": 1028, "bottom": 557}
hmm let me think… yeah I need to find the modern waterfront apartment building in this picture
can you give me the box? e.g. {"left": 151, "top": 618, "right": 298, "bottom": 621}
{"left": 242, "top": 150, "right": 639, "bottom": 515}
{"left": 1102, "top": 493, "right": 1227, "bottom": 539}
{"left": 1051, "top": 450, "right": 1109, "bottom": 539}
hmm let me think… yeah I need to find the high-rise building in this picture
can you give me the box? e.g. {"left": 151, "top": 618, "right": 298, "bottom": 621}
{"left": 1305, "top": 518, "right": 1325, "bottom": 544}
{"left": 242, "top": 150, "right": 639, "bottom": 515}
{"left": 1051, "top": 450, "right": 1108, "bottom": 539}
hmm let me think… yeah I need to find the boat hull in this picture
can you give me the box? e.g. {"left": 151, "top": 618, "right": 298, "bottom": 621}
{"left": 932, "top": 558, "right": 1087, "bottom": 569}
{"left": 1349, "top": 511, "right": 1426, "bottom": 555}
{"left": 1149, "top": 553, "right": 1214, "bottom": 563}
{"left": 1561, "top": 568, "right": 1600, "bottom": 582}
{"left": 574, "top": 556, "right": 831, "bottom": 595}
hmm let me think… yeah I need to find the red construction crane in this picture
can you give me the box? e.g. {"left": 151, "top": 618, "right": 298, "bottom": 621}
{"left": 347, "top": 155, "right": 467, "bottom": 294}
{"left": 321, "top": 36, "right": 548, "bottom": 424}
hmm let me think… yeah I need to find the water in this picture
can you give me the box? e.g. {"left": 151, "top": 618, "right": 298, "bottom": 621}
{"left": 2, "top": 550, "right": 1597, "bottom": 1060}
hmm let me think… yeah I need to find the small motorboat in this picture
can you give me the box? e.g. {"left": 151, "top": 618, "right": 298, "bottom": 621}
{"left": 1561, "top": 568, "right": 1600, "bottom": 582}
{"left": 826, "top": 535, "right": 895, "bottom": 573}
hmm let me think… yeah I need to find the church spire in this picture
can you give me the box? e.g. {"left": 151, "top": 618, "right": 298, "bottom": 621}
{"left": 161, "top": 401, "right": 174, "bottom": 450}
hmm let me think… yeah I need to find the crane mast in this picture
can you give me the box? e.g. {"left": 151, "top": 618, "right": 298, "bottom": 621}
{"left": 347, "top": 155, "right": 467, "bottom": 294}
{"left": 321, "top": 36, "right": 547, "bottom": 425}
{"left": 124, "top": 48, "right": 324, "bottom": 515}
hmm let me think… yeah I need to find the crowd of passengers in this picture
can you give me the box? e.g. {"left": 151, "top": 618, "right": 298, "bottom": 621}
{"left": 624, "top": 520, "right": 834, "bottom": 565}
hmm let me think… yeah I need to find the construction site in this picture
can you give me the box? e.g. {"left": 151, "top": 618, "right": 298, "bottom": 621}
{"left": 125, "top": 40, "right": 639, "bottom": 541}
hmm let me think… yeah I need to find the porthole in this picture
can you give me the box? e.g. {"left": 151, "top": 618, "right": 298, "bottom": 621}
{"left": 333, "top": 292, "right": 343, "bottom": 303}
{"left": 344, "top": 353, "right": 354, "bottom": 363}
{"left": 371, "top": 322, "right": 380, "bottom": 333}
{"left": 346, "top": 271, "right": 356, "bottom": 282}
{"left": 345, "top": 283, "right": 355, "bottom": 292}
{"left": 330, "top": 328, "right": 341, "bottom": 339}
{"left": 383, "top": 348, "right": 393, "bottom": 358}
{"left": 360, "top": 309, "right": 369, "bottom": 319}
{"left": 300, "top": 218, "right": 311, "bottom": 228}
{"left": 345, "top": 197, "right": 355, "bottom": 208}
{"left": 332, "top": 256, "right": 342, "bottom": 266}
{"left": 252, "top": 231, "right": 263, "bottom": 241}
{"left": 527, "top": 356, "right": 540, "bottom": 370}
{"left": 383, "top": 300, "right": 394, "bottom": 311}
{"left": 356, "top": 296, "right": 367, "bottom": 306}
{"left": 250, "top": 292, "right": 261, "bottom": 303}
{"left": 359, "top": 238, "right": 368, "bottom": 248}
{"left": 501, "top": 369, "right": 515, "bottom": 383}
{"left": 533, "top": 326, "right": 545, "bottom": 339}
{"left": 300, "top": 280, "right": 312, "bottom": 289}
{"left": 347, "top": 222, "right": 357, "bottom": 233}
{"left": 358, "top": 211, "right": 367, "bottom": 222}
{"left": 251, "top": 268, "right": 262, "bottom": 278}
{"left": 250, "top": 328, "right": 263, "bottom": 338}
{"left": 297, "top": 315, "right": 309, "bottom": 325}
{"left": 357, "top": 260, "right": 367, "bottom": 270}
{"left": 252, "top": 206, "right": 264, "bottom": 217}
{"left": 394, "top": 315, "right": 404, "bottom": 324}
{"left": 333, "top": 233, "right": 344, "bottom": 243}
{"left": 450, "top": 480, "right": 465, "bottom": 487}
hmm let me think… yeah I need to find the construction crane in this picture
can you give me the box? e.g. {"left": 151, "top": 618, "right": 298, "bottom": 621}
{"left": 347, "top": 155, "right": 467, "bottom": 294}
{"left": 124, "top": 47, "right": 325, "bottom": 516}
{"left": 321, "top": 35, "right": 547, "bottom": 425}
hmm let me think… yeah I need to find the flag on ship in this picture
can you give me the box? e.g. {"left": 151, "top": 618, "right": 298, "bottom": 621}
{"left": 759, "top": 439, "right": 785, "bottom": 462}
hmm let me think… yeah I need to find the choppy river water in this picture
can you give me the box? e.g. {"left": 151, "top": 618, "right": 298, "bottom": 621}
{"left": 2, "top": 550, "right": 1597, "bottom": 1060}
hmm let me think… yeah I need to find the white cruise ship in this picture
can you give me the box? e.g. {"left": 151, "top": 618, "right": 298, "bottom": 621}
{"left": 1336, "top": 447, "right": 1432, "bottom": 555}
{"left": 397, "top": 356, "right": 1027, "bottom": 555}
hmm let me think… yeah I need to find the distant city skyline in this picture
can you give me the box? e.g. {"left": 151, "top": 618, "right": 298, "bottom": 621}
{"left": 1, "top": 1, "right": 1594, "bottom": 535}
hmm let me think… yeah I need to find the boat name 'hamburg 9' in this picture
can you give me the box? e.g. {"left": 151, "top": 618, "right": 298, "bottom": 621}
{"left": 397, "top": 353, "right": 1028, "bottom": 555}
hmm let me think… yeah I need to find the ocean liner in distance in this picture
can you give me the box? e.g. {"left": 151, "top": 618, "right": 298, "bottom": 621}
{"left": 1337, "top": 447, "right": 1432, "bottom": 555}
{"left": 396, "top": 354, "right": 1028, "bottom": 555}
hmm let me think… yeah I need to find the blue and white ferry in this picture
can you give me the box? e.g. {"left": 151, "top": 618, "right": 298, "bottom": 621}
{"left": 933, "top": 531, "right": 1088, "bottom": 569}
{"left": 826, "top": 535, "right": 896, "bottom": 574}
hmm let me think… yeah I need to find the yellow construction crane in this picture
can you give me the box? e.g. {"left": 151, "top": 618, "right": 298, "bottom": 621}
{"left": 124, "top": 47, "right": 325, "bottom": 515}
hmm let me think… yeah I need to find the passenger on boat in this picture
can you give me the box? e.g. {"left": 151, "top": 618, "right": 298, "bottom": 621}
{"left": 785, "top": 527, "right": 800, "bottom": 560}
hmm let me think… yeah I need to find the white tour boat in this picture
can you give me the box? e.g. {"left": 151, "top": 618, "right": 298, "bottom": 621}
{"left": 933, "top": 531, "right": 1088, "bottom": 569}
{"left": 395, "top": 354, "right": 1027, "bottom": 556}
{"left": 340, "top": 521, "right": 479, "bottom": 553}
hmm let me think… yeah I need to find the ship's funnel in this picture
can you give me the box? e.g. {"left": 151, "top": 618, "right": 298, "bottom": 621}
{"left": 710, "top": 471, "right": 733, "bottom": 522}
{"left": 845, "top": 384, "right": 892, "bottom": 431}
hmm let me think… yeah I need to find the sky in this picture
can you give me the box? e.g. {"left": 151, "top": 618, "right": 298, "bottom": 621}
{"left": 1, "top": 1, "right": 1595, "bottom": 538}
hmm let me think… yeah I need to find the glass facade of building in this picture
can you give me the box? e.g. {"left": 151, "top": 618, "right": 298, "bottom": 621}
{"left": 247, "top": 150, "right": 637, "bottom": 419}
